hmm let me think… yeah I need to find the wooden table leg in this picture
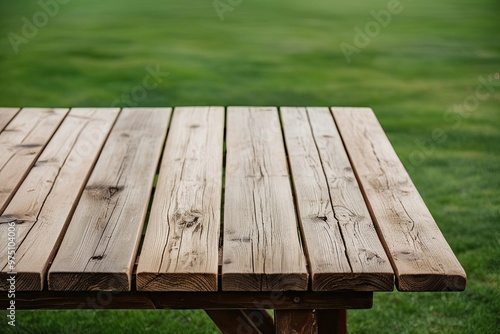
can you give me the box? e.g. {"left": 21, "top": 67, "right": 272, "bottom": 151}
{"left": 274, "top": 310, "right": 318, "bottom": 334}
{"left": 316, "top": 310, "right": 347, "bottom": 334}
{"left": 274, "top": 309, "right": 347, "bottom": 334}
{"left": 205, "top": 309, "right": 273, "bottom": 334}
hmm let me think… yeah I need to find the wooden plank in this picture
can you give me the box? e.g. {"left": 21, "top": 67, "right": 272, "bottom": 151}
{"left": 281, "top": 107, "right": 393, "bottom": 291}
{"left": 0, "top": 108, "right": 20, "bottom": 133}
{"left": 48, "top": 108, "right": 171, "bottom": 291}
{"left": 281, "top": 106, "right": 352, "bottom": 288}
{"left": 331, "top": 107, "right": 466, "bottom": 291}
{"left": 0, "top": 108, "right": 68, "bottom": 214}
{"left": 222, "top": 107, "right": 308, "bottom": 291}
{"left": 137, "top": 107, "right": 224, "bottom": 291}
{"left": 0, "top": 291, "right": 373, "bottom": 310}
{"left": 0, "top": 108, "right": 119, "bottom": 290}
{"left": 275, "top": 310, "right": 318, "bottom": 334}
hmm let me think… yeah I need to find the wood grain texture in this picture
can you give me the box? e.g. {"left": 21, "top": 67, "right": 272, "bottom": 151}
{"left": 48, "top": 108, "right": 171, "bottom": 291}
{"left": 281, "top": 107, "right": 393, "bottom": 291}
{"left": 281, "top": 107, "right": 351, "bottom": 286}
{"left": 222, "top": 107, "right": 308, "bottom": 291}
{"left": 137, "top": 107, "right": 224, "bottom": 291}
{"left": 281, "top": 108, "right": 394, "bottom": 291}
{"left": 331, "top": 107, "right": 466, "bottom": 291}
{"left": 275, "top": 310, "right": 318, "bottom": 334}
{"left": 0, "top": 108, "right": 119, "bottom": 291}
{"left": 0, "top": 108, "right": 20, "bottom": 133}
{"left": 0, "top": 108, "right": 68, "bottom": 214}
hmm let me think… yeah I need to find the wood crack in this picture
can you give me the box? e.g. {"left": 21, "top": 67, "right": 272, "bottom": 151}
{"left": 13, "top": 121, "right": 90, "bottom": 258}
{"left": 364, "top": 129, "right": 390, "bottom": 190}
{"left": 398, "top": 198, "right": 416, "bottom": 232}
{"left": 306, "top": 108, "right": 353, "bottom": 273}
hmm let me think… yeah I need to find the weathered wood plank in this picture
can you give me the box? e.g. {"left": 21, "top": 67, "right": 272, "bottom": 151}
{"left": 0, "top": 108, "right": 119, "bottom": 291}
{"left": 281, "top": 107, "right": 351, "bottom": 288}
{"left": 0, "top": 108, "right": 20, "bottom": 133}
{"left": 48, "top": 108, "right": 171, "bottom": 291}
{"left": 275, "top": 310, "right": 318, "bottom": 334}
{"left": 222, "top": 107, "right": 308, "bottom": 291}
{"left": 281, "top": 107, "right": 393, "bottom": 291}
{"left": 137, "top": 107, "right": 224, "bottom": 291}
{"left": 0, "top": 108, "right": 68, "bottom": 214}
{"left": 331, "top": 107, "right": 466, "bottom": 291}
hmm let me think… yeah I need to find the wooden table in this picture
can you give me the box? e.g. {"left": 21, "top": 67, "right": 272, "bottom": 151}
{"left": 0, "top": 107, "right": 466, "bottom": 333}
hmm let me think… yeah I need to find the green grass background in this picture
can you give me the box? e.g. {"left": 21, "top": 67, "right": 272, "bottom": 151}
{"left": 0, "top": 0, "right": 499, "bottom": 333}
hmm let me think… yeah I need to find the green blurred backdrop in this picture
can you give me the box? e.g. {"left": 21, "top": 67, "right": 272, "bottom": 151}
{"left": 0, "top": 0, "right": 499, "bottom": 333}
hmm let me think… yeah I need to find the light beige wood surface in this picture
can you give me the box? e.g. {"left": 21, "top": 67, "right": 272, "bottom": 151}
{"left": 281, "top": 107, "right": 393, "bottom": 291}
{"left": 0, "top": 108, "right": 119, "bottom": 290}
{"left": 48, "top": 108, "right": 171, "bottom": 291}
{"left": 222, "top": 107, "right": 308, "bottom": 291}
{"left": 137, "top": 107, "right": 224, "bottom": 291}
{"left": 0, "top": 108, "right": 68, "bottom": 214}
{"left": 0, "top": 108, "right": 20, "bottom": 132}
{"left": 332, "top": 107, "right": 466, "bottom": 291}
{"left": 0, "top": 106, "right": 467, "bottom": 294}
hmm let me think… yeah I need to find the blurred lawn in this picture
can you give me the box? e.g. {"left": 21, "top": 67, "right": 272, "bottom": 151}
{"left": 1, "top": 0, "right": 499, "bottom": 333}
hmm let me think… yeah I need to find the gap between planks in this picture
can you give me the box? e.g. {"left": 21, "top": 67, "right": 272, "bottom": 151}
{"left": 331, "top": 107, "right": 466, "bottom": 292}
{"left": 48, "top": 108, "right": 172, "bottom": 291}
{"left": 280, "top": 107, "right": 394, "bottom": 292}
{"left": 0, "top": 108, "right": 120, "bottom": 291}
{"left": 0, "top": 108, "right": 69, "bottom": 215}
{"left": 221, "top": 107, "right": 309, "bottom": 291}
{"left": 137, "top": 107, "right": 224, "bottom": 291}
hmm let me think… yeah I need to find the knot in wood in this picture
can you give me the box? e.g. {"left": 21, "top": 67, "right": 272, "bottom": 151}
{"left": 395, "top": 251, "right": 420, "bottom": 261}
{"left": 17, "top": 144, "right": 42, "bottom": 149}
{"left": 175, "top": 210, "right": 203, "bottom": 229}
{"left": 85, "top": 184, "right": 124, "bottom": 200}
{"left": 0, "top": 215, "right": 23, "bottom": 224}
{"left": 108, "top": 186, "right": 122, "bottom": 197}
{"left": 333, "top": 206, "right": 360, "bottom": 224}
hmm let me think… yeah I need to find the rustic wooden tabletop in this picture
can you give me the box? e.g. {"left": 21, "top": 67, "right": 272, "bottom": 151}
{"left": 0, "top": 106, "right": 466, "bottom": 333}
